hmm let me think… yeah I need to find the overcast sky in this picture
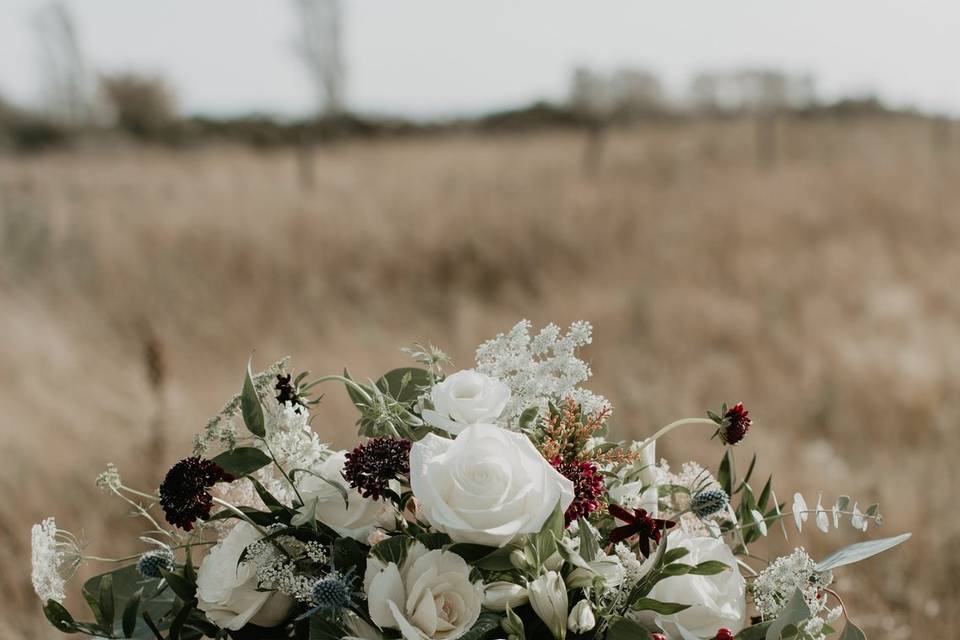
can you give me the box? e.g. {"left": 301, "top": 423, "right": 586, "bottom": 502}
{"left": 1, "top": 0, "right": 958, "bottom": 118}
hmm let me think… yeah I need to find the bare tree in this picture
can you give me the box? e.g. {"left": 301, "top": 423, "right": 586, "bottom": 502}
{"left": 291, "top": 0, "right": 346, "bottom": 118}
{"left": 32, "top": 0, "right": 97, "bottom": 126}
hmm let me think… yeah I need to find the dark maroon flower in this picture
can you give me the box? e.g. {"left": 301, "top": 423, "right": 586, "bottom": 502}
{"left": 716, "top": 402, "right": 751, "bottom": 445}
{"left": 343, "top": 438, "right": 412, "bottom": 500}
{"left": 607, "top": 504, "right": 675, "bottom": 555}
{"left": 550, "top": 456, "right": 606, "bottom": 526}
{"left": 159, "top": 457, "right": 234, "bottom": 531}
{"left": 714, "top": 629, "right": 735, "bottom": 640}
{"left": 275, "top": 374, "right": 305, "bottom": 412}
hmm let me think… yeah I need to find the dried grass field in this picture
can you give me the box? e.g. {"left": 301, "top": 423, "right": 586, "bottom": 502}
{"left": 1, "top": 116, "right": 958, "bottom": 638}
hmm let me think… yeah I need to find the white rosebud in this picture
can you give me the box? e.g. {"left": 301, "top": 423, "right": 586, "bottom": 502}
{"left": 528, "top": 571, "right": 568, "bottom": 640}
{"left": 483, "top": 581, "right": 529, "bottom": 612}
{"left": 567, "top": 600, "right": 596, "bottom": 634}
{"left": 421, "top": 369, "right": 511, "bottom": 434}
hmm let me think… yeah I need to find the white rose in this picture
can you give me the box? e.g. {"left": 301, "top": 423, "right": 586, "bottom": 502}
{"left": 421, "top": 370, "right": 510, "bottom": 434}
{"left": 410, "top": 423, "right": 575, "bottom": 546}
{"left": 632, "top": 530, "right": 746, "bottom": 638}
{"left": 297, "top": 451, "right": 382, "bottom": 541}
{"left": 196, "top": 522, "right": 293, "bottom": 631}
{"left": 607, "top": 441, "right": 658, "bottom": 517}
{"left": 364, "top": 542, "right": 483, "bottom": 640}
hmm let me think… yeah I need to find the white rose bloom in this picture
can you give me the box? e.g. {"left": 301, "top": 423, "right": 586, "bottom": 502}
{"left": 631, "top": 530, "right": 746, "bottom": 638}
{"left": 421, "top": 370, "right": 510, "bottom": 434}
{"left": 297, "top": 451, "right": 382, "bottom": 541}
{"left": 364, "top": 542, "right": 483, "bottom": 640}
{"left": 196, "top": 522, "right": 293, "bottom": 631}
{"left": 410, "top": 423, "right": 575, "bottom": 546}
{"left": 607, "top": 441, "right": 658, "bottom": 517}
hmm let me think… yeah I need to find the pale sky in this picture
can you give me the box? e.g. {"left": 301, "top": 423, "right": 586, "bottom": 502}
{"left": 1, "top": 0, "right": 958, "bottom": 118}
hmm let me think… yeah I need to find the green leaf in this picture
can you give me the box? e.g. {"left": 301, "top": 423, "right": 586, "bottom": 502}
{"left": 660, "top": 562, "right": 694, "bottom": 576}
{"left": 98, "top": 574, "right": 115, "bottom": 631}
{"left": 376, "top": 367, "right": 432, "bottom": 404}
{"left": 309, "top": 615, "right": 350, "bottom": 640}
{"left": 458, "top": 613, "right": 502, "bottom": 640}
{"left": 735, "top": 621, "right": 773, "bottom": 639}
{"left": 83, "top": 565, "right": 173, "bottom": 638}
{"left": 211, "top": 447, "right": 272, "bottom": 477}
{"left": 540, "top": 500, "right": 566, "bottom": 541}
{"left": 578, "top": 517, "right": 601, "bottom": 563}
{"left": 332, "top": 537, "right": 368, "bottom": 576}
{"left": 631, "top": 597, "right": 692, "bottom": 615}
{"left": 607, "top": 616, "right": 653, "bottom": 640}
{"left": 690, "top": 560, "right": 730, "bottom": 575}
{"left": 241, "top": 359, "right": 266, "bottom": 437}
{"left": 503, "top": 603, "right": 526, "bottom": 640}
{"left": 661, "top": 547, "right": 690, "bottom": 565}
{"left": 122, "top": 589, "right": 142, "bottom": 638}
{"left": 718, "top": 449, "right": 735, "bottom": 496}
{"left": 518, "top": 406, "right": 540, "bottom": 430}
{"left": 472, "top": 544, "right": 517, "bottom": 571}
{"left": 372, "top": 535, "right": 410, "bottom": 565}
{"left": 43, "top": 600, "right": 78, "bottom": 633}
{"left": 765, "top": 589, "right": 811, "bottom": 640}
{"left": 734, "top": 453, "right": 757, "bottom": 494}
{"left": 159, "top": 569, "right": 196, "bottom": 602}
{"left": 141, "top": 612, "right": 165, "bottom": 640}
{"left": 815, "top": 532, "right": 911, "bottom": 572}
{"left": 838, "top": 620, "right": 868, "bottom": 640}
{"left": 757, "top": 475, "right": 773, "bottom": 512}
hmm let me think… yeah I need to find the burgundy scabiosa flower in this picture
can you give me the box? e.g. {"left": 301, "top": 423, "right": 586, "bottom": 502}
{"left": 275, "top": 373, "right": 305, "bottom": 412}
{"left": 550, "top": 456, "right": 606, "bottom": 526}
{"left": 607, "top": 504, "right": 675, "bottom": 555}
{"left": 711, "top": 402, "right": 751, "bottom": 445}
{"left": 158, "top": 457, "right": 234, "bottom": 531}
{"left": 343, "top": 438, "right": 412, "bottom": 500}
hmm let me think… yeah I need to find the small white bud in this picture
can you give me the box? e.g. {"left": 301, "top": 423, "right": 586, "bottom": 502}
{"left": 567, "top": 600, "right": 596, "bottom": 634}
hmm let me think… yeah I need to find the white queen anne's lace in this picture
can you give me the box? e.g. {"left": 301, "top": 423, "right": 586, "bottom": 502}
{"left": 751, "top": 548, "right": 833, "bottom": 621}
{"left": 31, "top": 517, "right": 79, "bottom": 604}
{"left": 475, "top": 320, "right": 610, "bottom": 427}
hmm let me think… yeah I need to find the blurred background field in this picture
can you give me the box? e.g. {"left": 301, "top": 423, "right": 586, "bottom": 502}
{"left": 2, "top": 1, "right": 960, "bottom": 638}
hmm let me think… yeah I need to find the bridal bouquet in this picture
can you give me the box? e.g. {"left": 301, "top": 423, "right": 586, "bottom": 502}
{"left": 33, "top": 321, "right": 910, "bottom": 640}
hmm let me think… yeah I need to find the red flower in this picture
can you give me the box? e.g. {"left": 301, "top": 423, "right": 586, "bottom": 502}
{"left": 550, "top": 456, "right": 606, "bottom": 526}
{"left": 715, "top": 629, "right": 735, "bottom": 640}
{"left": 607, "top": 504, "right": 675, "bottom": 555}
{"left": 159, "top": 457, "right": 234, "bottom": 531}
{"left": 716, "top": 402, "right": 751, "bottom": 445}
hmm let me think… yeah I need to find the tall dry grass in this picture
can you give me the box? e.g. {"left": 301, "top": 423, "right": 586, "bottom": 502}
{"left": 1, "top": 116, "right": 958, "bottom": 638}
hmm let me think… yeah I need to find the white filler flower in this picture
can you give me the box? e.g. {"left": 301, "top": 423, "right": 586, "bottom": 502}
{"left": 421, "top": 369, "right": 510, "bottom": 434}
{"left": 633, "top": 530, "right": 746, "bottom": 638}
{"left": 410, "top": 423, "right": 574, "bottom": 545}
{"left": 364, "top": 541, "right": 483, "bottom": 640}
{"left": 31, "top": 517, "right": 76, "bottom": 604}
{"left": 196, "top": 522, "right": 293, "bottom": 630}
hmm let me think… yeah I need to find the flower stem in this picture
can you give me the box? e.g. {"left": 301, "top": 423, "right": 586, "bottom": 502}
{"left": 640, "top": 418, "right": 717, "bottom": 449}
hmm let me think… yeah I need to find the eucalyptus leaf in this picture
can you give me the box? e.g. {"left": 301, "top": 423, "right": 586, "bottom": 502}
{"left": 376, "top": 367, "right": 432, "bottom": 404}
{"left": 838, "top": 620, "right": 868, "bottom": 640}
{"left": 815, "top": 532, "right": 911, "bottom": 572}
{"left": 765, "top": 589, "right": 810, "bottom": 640}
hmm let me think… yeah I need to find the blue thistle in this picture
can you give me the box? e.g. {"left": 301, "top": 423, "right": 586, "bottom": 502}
{"left": 691, "top": 489, "right": 729, "bottom": 519}
{"left": 137, "top": 548, "right": 176, "bottom": 578}
{"left": 295, "top": 569, "right": 359, "bottom": 622}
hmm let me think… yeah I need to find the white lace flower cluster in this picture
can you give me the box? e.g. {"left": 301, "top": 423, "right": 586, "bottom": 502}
{"left": 245, "top": 531, "right": 326, "bottom": 603}
{"left": 475, "top": 319, "right": 611, "bottom": 427}
{"left": 30, "top": 517, "right": 82, "bottom": 604}
{"left": 751, "top": 548, "right": 835, "bottom": 620}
